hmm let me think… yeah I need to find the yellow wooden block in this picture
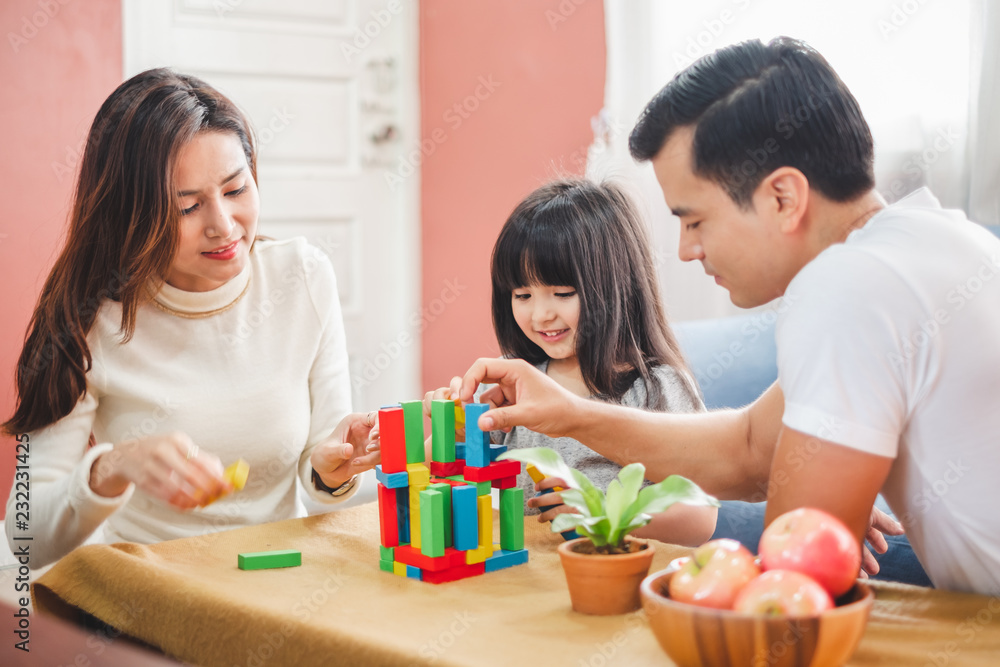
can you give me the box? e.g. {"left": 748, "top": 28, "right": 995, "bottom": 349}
{"left": 454, "top": 400, "right": 465, "bottom": 427}
{"left": 526, "top": 464, "right": 544, "bottom": 484}
{"left": 409, "top": 483, "right": 426, "bottom": 550}
{"left": 406, "top": 462, "right": 430, "bottom": 487}
{"left": 224, "top": 459, "right": 250, "bottom": 490}
{"left": 466, "top": 544, "right": 491, "bottom": 564}
{"left": 393, "top": 561, "right": 407, "bottom": 577}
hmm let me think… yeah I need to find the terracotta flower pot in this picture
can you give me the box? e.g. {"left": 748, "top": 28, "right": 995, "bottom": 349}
{"left": 557, "top": 536, "right": 656, "bottom": 615}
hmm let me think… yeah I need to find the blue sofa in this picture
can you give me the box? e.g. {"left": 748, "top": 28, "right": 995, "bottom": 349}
{"left": 673, "top": 313, "right": 932, "bottom": 587}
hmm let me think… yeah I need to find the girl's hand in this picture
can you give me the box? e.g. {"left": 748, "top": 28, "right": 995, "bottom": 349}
{"left": 525, "top": 476, "right": 578, "bottom": 524}
{"left": 422, "top": 381, "right": 466, "bottom": 441}
{"left": 90, "top": 432, "right": 230, "bottom": 510}
{"left": 311, "top": 411, "right": 381, "bottom": 490}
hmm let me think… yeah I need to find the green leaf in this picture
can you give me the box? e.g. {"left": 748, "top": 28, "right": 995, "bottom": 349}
{"left": 568, "top": 469, "right": 605, "bottom": 518}
{"left": 557, "top": 489, "right": 592, "bottom": 516}
{"left": 498, "top": 447, "right": 577, "bottom": 489}
{"left": 635, "top": 475, "right": 720, "bottom": 517}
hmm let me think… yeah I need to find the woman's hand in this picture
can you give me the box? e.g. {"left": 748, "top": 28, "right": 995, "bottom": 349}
{"left": 525, "top": 476, "right": 578, "bottom": 524}
{"left": 90, "top": 432, "right": 230, "bottom": 510}
{"left": 311, "top": 411, "right": 381, "bottom": 490}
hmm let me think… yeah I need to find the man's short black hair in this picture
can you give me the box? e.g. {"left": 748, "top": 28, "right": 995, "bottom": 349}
{"left": 629, "top": 37, "right": 875, "bottom": 208}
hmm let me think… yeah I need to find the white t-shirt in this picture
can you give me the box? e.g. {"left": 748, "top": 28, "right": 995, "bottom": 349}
{"left": 777, "top": 188, "right": 1000, "bottom": 596}
{"left": 5, "top": 238, "right": 356, "bottom": 568}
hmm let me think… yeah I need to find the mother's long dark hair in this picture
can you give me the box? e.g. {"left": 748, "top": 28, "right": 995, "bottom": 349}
{"left": 491, "top": 179, "right": 696, "bottom": 410}
{"left": 3, "top": 68, "right": 257, "bottom": 435}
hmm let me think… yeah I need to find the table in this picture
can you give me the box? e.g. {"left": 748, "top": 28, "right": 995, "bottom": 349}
{"left": 32, "top": 503, "right": 1000, "bottom": 666}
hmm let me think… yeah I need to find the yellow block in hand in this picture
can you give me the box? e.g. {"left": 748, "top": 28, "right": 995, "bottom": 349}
{"left": 224, "top": 459, "right": 250, "bottom": 490}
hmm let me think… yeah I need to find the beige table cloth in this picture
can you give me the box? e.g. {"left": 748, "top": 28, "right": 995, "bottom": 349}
{"left": 33, "top": 502, "right": 1000, "bottom": 666}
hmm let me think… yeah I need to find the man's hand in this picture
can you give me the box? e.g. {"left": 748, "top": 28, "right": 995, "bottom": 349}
{"left": 311, "top": 412, "right": 381, "bottom": 490}
{"left": 860, "top": 505, "right": 905, "bottom": 577}
{"left": 459, "top": 358, "right": 583, "bottom": 437}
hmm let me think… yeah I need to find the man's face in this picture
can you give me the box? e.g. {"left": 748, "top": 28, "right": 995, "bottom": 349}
{"left": 651, "top": 126, "right": 788, "bottom": 308}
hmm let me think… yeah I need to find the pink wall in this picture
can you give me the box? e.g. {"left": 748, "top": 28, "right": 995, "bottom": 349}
{"left": 0, "top": 0, "right": 123, "bottom": 513}
{"left": 419, "top": 1, "right": 607, "bottom": 390}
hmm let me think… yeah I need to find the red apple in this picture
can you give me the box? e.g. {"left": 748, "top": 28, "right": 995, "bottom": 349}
{"left": 733, "top": 570, "right": 834, "bottom": 617}
{"left": 668, "top": 538, "right": 760, "bottom": 609}
{"left": 759, "top": 508, "right": 861, "bottom": 597}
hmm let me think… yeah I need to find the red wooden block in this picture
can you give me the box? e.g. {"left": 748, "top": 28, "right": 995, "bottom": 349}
{"left": 421, "top": 561, "right": 486, "bottom": 584}
{"left": 430, "top": 460, "right": 465, "bottom": 477}
{"left": 379, "top": 407, "right": 407, "bottom": 473}
{"left": 491, "top": 475, "right": 517, "bottom": 490}
{"left": 378, "top": 484, "right": 399, "bottom": 547}
{"left": 463, "top": 459, "right": 521, "bottom": 482}
{"left": 394, "top": 545, "right": 467, "bottom": 572}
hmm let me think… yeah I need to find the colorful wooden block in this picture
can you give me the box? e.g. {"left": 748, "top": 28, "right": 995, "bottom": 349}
{"left": 379, "top": 559, "right": 394, "bottom": 573}
{"left": 452, "top": 485, "right": 479, "bottom": 551}
{"left": 484, "top": 548, "right": 529, "bottom": 573}
{"left": 431, "top": 399, "right": 456, "bottom": 463}
{"left": 489, "top": 444, "right": 507, "bottom": 462}
{"left": 393, "top": 561, "right": 407, "bottom": 577}
{"left": 224, "top": 459, "right": 250, "bottom": 490}
{"left": 455, "top": 442, "right": 466, "bottom": 459}
{"left": 380, "top": 545, "right": 395, "bottom": 562}
{"left": 420, "top": 488, "right": 445, "bottom": 558}
{"left": 238, "top": 550, "right": 301, "bottom": 570}
{"left": 406, "top": 565, "right": 422, "bottom": 580}
{"left": 409, "top": 483, "right": 425, "bottom": 550}
{"left": 428, "top": 483, "right": 453, "bottom": 547}
{"left": 378, "top": 407, "right": 407, "bottom": 473}
{"left": 430, "top": 460, "right": 465, "bottom": 477}
{"left": 454, "top": 399, "right": 465, "bottom": 426}
{"left": 535, "top": 489, "right": 580, "bottom": 540}
{"left": 375, "top": 464, "right": 409, "bottom": 489}
{"left": 377, "top": 484, "right": 400, "bottom": 547}
{"left": 463, "top": 403, "right": 490, "bottom": 467}
{"left": 474, "top": 480, "right": 492, "bottom": 496}
{"left": 464, "top": 459, "right": 521, "bottom": 482}
{"left": 422, "top": 561, "right": 485, "bottom": 585}
{"left": 466, "top": 494, "right": 494, "bottom": 564}
{"left": 396, "top": 486, "right": 410, "bottom": 544}
{"left": 406, "top": 462, "right": 430, "bottom": 487}
{"left": 401, "top": 400, "right": 425, "bottom": 463}
{"left": 500, "top": 487, "right": 525, "bottom": 551}
{"left": 394, "top": 545, "right": 468, "bottom": 572}
{"left": 492, "top": 476, "right": 517, "bottom": 490}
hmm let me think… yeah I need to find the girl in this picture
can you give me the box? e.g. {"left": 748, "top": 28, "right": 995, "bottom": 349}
{"left": 4, "top": 69, "right": 379, "bottom": 569}
{"left": 430, "top": 178, "right": 717, "bottom": 546}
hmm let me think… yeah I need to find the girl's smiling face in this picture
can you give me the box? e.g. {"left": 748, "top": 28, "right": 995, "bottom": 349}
{"left": 511, "top": 283, "right": 580, "bottom": 360}
{"left": 167, "top": 131, "right": 259, "bottom": 292}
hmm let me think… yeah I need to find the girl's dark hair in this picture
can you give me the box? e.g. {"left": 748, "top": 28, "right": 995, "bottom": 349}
{"left": 629, "top": 37, "right": 874, "bottom": 208}
{"left": 491, "top": 179, "right": 695, "bottom": 410}
{"left": 4, "top": 68, "right": 257, "bottom": 435}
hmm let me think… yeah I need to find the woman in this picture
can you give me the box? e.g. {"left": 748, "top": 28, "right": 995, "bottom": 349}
{"left": 4, "top": 69, "right": 379, "bottom": 568}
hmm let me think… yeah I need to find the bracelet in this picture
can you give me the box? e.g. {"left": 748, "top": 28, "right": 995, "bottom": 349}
{"left": 312, "top": 469, "right": 357, "bottom": 497}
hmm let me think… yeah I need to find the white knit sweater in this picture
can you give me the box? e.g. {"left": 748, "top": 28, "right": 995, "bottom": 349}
{"left": 6, "top": 238, "right": 355, "bottom": 568}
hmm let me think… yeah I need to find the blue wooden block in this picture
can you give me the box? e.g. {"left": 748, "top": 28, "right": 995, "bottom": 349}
{"left": 489, "top": 443, "right": 507, "bottom": 462}
{"left": 452, "top": 485, "right": 479, "bottom": 551}
{"left": 406, "top": 565, "right": 422, "bottom": 580}
{"left": 484, "top": 549, "right": 529, "bottom": 573}
{"left": 464, "top": 403, "right": 490, "bottom": 467}
{"left": 535, "top": 489, "right": 580, "bottom": 540}
{"left": 375, "top": 464, "right": 410, "bottom": 489}
{"left": 455, "top": 442, "right": 466, "bottom": 460}
{"left": 396, "top": 486, "right": 410, "bottom": 544}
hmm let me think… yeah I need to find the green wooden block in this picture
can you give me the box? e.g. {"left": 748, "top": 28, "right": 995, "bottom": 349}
{"left": 428, "top": 482, "right": 453, "bottom": 548}
{"left": 380, "top": 545, "right": 395, "bottom": 562}
{"left": 445, "top": 475, "right": 465, "bottom": 482}
{"left": 474, "top": 480, "right": 492, "bottom": 496}
{"left": 419, "top": 489, "right": 445, "bottom": 558}
{"left": 379, "top": 559, "right": 394, "bottom": 573}
{"left": 401, "top": 400, "right": 425, "bottom": 464}
{"left": 500, "top": 488, "right": 525, "bottom": 551}
{"left": 431, "top": 399, "right": 456, "bottom": 463}
{"left": 238, "top": 549, "right": 302, "bottom": 570}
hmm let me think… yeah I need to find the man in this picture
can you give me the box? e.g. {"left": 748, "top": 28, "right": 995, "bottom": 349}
{"left": 459, "top": 38, "right": 1000, "bottom": 596}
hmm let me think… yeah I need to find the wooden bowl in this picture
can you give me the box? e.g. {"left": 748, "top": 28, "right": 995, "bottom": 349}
{"left": 640, "top": 569, "right": 873, "bottom": 667}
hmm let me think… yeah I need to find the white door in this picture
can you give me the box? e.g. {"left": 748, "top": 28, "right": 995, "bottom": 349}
{"left": 122, "top": 0, "right": 421, "bottom": 410}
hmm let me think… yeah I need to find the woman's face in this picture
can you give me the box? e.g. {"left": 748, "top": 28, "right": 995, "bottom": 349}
{"left": 166, "top": 131, "right": 259, "bottom": 292}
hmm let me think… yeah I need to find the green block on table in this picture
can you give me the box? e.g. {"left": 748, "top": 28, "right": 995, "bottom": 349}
{"left": 380, "top": 545, "right": 395, "bottom": 561}
{"left": 500, "top": 487, "right": 524, "bottom": 551}
{"left": 379, "top": 559, "right": 394, "bottom": 573}
{"left": 419, "top": 489, "right": 445, "bottom": 558}
{"left": 431, "top": 399, "right": 456, "bottom": 463}
{"left": 401, "top": 400, "right": 425, "bottom": 464}
{"left": 428, "top": 482, "right": 453, "bottom": 548}
{"left": 474, "top": 480, "right": 492, "bottom": 496}
{"left": 445, "top": 475, "right": 465, "bottom": 482}
{"left": 238, "top": 549, "right": 302, "bottom": 570}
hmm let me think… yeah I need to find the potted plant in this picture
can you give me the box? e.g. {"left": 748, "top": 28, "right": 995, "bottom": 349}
{"left": 499, "top": 447, "right": 719, "bottom": 615}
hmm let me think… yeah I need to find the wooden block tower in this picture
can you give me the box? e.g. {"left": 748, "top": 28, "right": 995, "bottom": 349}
{"left": 376, "top": 400, "right": 529, "bottom": 583}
